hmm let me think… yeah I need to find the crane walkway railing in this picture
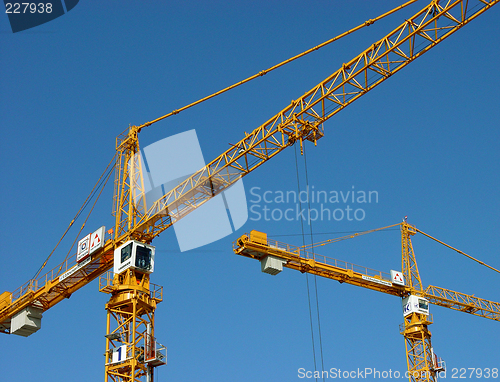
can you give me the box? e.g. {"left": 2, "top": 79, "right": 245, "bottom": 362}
{"left": 1, "top": 231, "right": 116, "bottom": 327}
{"left": 10, "top": 229, "right": 115, "bottom": 305}
{"left": 234, "top": 232, "right": 403, "bottom": 296}
{"left": 265, "top": 237, "right": 392, "bottom": 282}
{"left": 11, "top": 253, "right": 77, "bottom": 304}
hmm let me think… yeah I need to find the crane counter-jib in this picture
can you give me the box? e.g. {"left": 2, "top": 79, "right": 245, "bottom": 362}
{"left": 0, "top": 241, "right": 113, "bottom": 333}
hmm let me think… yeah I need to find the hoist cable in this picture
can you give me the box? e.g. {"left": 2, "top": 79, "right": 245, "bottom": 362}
{"left": 302, "top": 144, "right": 326, "bottom": 381}
{"left": 294, "top": 144, "right": 318, "bottom": 381}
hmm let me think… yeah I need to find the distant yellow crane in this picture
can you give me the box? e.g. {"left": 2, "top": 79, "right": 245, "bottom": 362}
{"left": 0, "top": 0, "right": 499, "bottom": 381}
{"left": 233, "top": 222, "right": 500, "bottom": 382}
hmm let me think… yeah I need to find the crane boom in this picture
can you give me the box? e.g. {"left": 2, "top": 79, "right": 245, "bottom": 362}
{"left": 423, "top": 284, "right": 500, "bottom": 320}
{"left": 115, "top": 0, "right": 500, "bottom": 244}
{"left": 233, "top": 228, "right": 500, "bottom": 321}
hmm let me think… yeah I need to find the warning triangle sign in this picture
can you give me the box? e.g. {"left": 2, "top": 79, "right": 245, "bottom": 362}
{"left": 89, "top": 226, "right": 105, "bottom": 255}
{"left": 90, "top": 233, "right": 101, "bottom": 247}
{"left": 390, "top": 270, "right": 405, "bottom": 286}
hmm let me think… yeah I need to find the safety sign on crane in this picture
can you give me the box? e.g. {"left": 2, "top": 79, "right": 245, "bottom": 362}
{"left": 76, "top": 226, "right": 105, "bottom": 263}
{"left": 76, "top": 234, "right": 91, "bottom": 263}
{"left": 89, "top": 226, "right": 105, "bottom": 255}
{"left": 390, "top": 270, "right": 405, "bottom": 286}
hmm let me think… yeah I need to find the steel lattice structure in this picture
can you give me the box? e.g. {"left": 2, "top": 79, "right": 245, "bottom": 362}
{"left": 0, "top": 1, "right": 498, "bottom": 381}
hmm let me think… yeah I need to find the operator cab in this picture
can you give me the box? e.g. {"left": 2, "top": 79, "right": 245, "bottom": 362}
{"left": 402, "top": 295, "right": 429, "bottom": 316}
{"left": 114, "top": 240, "right": 155, "bottom": 274}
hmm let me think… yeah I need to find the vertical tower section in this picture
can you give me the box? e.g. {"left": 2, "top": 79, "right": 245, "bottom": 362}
{"left": 400, "top": 222, "right": 438, "bottom": 382}
{"left": 401, "top": 223, "right": 422, "bottom": 292}
{"left": 100, "top": 240, "right": 165, "bottom": 382}
{"left": 113, "top": 126, "right": 148, "bottom": 241}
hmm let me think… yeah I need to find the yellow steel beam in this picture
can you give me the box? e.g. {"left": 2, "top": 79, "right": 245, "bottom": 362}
{"left": 0, "top": 240, "right": 114, "bottom": 332}
{"left": 402, "top": 313, "right": 437, "bottom": 382}
{"left": 401, "top": 223, "right": 424, "bottom": 292}
{"left": 103, "top": 271, "right": 163, "bottom": 382}
{"left": 2, "top": 0, "right": 499, "bottom": 334}
{"left": 233, "top": 228, "right": 500, "bottom": 322}
{"left": 423, "top": 285, "right": 500, "bottom": 321}
{"left": 234, "top": 231, "right": 407, "bottom": 297}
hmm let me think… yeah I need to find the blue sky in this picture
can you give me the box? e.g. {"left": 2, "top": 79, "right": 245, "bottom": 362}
{"left": 1, "top": 1, "right": 499, "bottom": 381}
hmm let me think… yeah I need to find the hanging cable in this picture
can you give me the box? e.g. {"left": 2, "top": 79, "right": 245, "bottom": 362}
{"left": 302, "top": 144, "right": 326, "bottom": 381}
{"left": 55, "top": 157, "right": 116, "bottom": 276}
{"left": 301, "top": 223, "right": 402, "bottom": 250}
{"left": 31, "top": 153, "right": 117, "bottom": 281}
{"left": 269, "top": 227, "right": 400, "bottom": 238}
{"left": 294, "top": 144, "right": 318, "bottom": 381}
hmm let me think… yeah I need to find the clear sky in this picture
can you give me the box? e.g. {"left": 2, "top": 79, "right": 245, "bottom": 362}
{"left": 1, "top": 1, "right": 499, "bottom": 381}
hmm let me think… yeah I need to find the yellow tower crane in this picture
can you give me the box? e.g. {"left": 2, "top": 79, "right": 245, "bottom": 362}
{"left": 233, "top": 222, "right": 500, "bottom": 382}
{"left": 0, "top": 0, "right": 499, "bottom": 381}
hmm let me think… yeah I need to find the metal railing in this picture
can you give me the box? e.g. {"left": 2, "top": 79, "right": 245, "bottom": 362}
{"left": 11, "top": 252, "right": 77, "bottom": 304}
{"left": 98, "top": 271, "right": 163, "bottom": 302}
{"left": 9, "top": 229, "right": 115, "bottom": 306}
{"left": 399, "top": 313, "right": 434, "bottom": 333}
{"left": 150, "top": 283, "right": 163, "bottom": 302}
{"left": 264, "top": 237, "right": 391, "bottom": 282}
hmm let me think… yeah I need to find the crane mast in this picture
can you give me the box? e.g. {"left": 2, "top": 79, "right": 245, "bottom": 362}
{"left": 100, "top": 270, "right": 165, "bottom": 382}
{"left": 400, "top": 223, "right": 436, "bottom": 382}
{"left": 0, "top": 0, "right": 499, "bottom": 381}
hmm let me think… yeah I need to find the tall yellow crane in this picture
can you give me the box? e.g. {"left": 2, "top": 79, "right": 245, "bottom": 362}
{"left": 0, "top": 0, "right": 498, "bottom": 381}
{"left": 233, "top": 223, "right": 500, "bottom": 382}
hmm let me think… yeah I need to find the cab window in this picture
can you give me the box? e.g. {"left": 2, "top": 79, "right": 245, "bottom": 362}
{"left": 121, "top": 243, "right": 133, "bottom": 263}
{"left": 135, "top": 245, "right": 152, "bottom": 271}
